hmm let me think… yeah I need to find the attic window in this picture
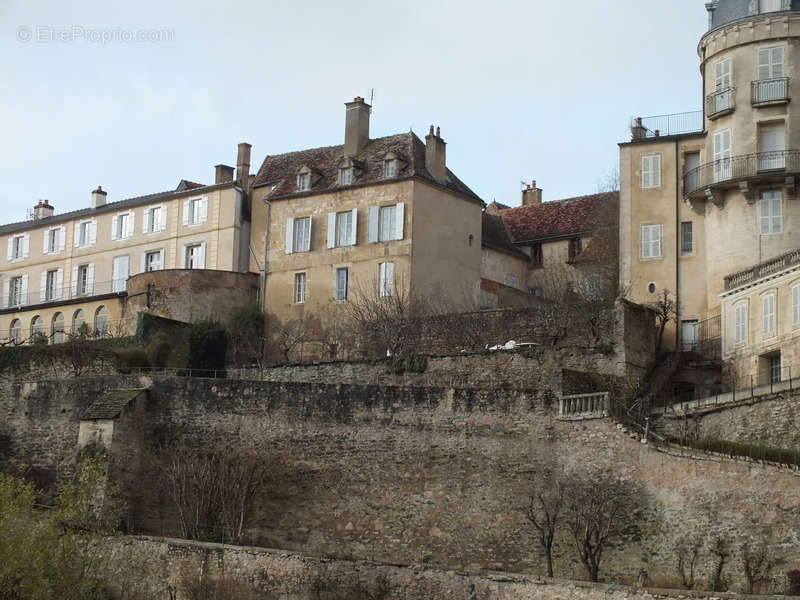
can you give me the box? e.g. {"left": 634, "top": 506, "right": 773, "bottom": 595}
{"left": 297, "top": 172, "right": 311, "bottom": 192}
{"left": 338, "top": 167, "right": 353, "bottom": 186}
{"left": 384, "top": 159, "right": 399, "bottom": 178}
{"left": 568, "top": 237, "right": 583, "bottom": 262}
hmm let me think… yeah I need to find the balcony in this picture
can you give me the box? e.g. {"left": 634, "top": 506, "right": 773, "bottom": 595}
{"left": 751, "top": 77, "right": 790, "bottom": 106}
{"left": 724, "top": 248, "right": 800, "bottom": 291}
{"left": 630, "top": 111, "right": 703, "bottom": 140}
{"left": 683, "top": 149, "right": 800, "bottom": 202}
{"left": 1, "top": 279, "right": 126, "bottom": 312}
{"left": 706, "top": 88, "right": 735, "bottom": 120}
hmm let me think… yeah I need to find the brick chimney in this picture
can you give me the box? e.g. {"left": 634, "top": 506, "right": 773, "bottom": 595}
{"left": 215, "top": 164, "right": 234, "bottom": 184}
{"left": 33, "top": 199, "right": 54, "bottom": 219}
{"left": 425, "top": 125, "right": 447, "bottom": 183}
{"left": 631, "top": 117, "right": 647, "bottom": 141}
{"left": 237, "top": 143, "right": 251, "bottom": 189}
{"left": 91, "top": 186, "right": 107, "bottom": 209}
{"left": 521, "top": 181, "right": 542, "bottom": 206}
{"left": 344, "top": 97, "right": 371, "bottom": 156}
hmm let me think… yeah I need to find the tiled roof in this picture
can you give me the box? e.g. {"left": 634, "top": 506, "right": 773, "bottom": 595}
{"left": 481, "top": 212, "right": 529, "bottom": 260}
{"left": 498, "top": 191, "right": 619, "bottom": 243}
{"left": 82, "top": 389, "right": 146, "bottom": 420}
{"left": 0, "top": 180, "right": 236, "bottom": 235}
{"left": 175, "top": 179, "right": 204, "bottom": 191}
{"left": 251, "top": 132, "right": 482, "bottom": 204}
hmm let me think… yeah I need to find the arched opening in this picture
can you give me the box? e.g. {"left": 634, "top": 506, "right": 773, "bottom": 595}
{"left": 95, "top": 306, "right": 108, "bottom": 336}
{"left": 30, "top": 316, "right": 44, "bottom": 343}
{"left": 73, "top": 309, "right": 86, "bottom": 336}
{"left": 52, "top": 312, "right": 64, "bottom": 344}
{"left": 9, "top": 319, "right": 21, "bottom": 345}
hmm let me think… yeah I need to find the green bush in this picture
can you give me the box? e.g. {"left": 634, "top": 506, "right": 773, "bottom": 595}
{"left": 388, "top": 354, "right": 428, "bottom": 375}
{"left": 112, "top": 347, "right": 150, "bottom": 373}
{"left": 187, "top": 320, "right": 227, "bottom": 376}
{"left": 691, "top": 438, "right": 800, "bottom": 467}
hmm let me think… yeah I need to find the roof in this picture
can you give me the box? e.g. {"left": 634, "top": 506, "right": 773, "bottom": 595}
{"left": 0, "top": 180, "right": 237, "bottom": 236}
{"left": 498, "top": 191, "right": 619, "bottom": 244}
{"left": 82, "top": 389, "right": 146, "bottom": 420}
{"left": 481, "top": 212, "right": 529, "bottom": 260}
{"left": 251, "top": 132, "right": 482, "bottom": 204}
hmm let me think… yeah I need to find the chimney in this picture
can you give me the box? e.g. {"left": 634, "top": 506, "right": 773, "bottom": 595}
{"left": 344, "top": 97, "right": 371, "bottom": 156}
{"left": 91, "top": 186, "right": 107, "bottom": 209}
{"left": 521, "top": 180, "right": 542, "bottom": 206}
{"left": 631, "top": 117, "right": 647, "bottom": 141}
{"left": 425, "top": 125, "right": 447, "bottom": 183}
{"left": 236, "top": 142, "right": 251, "bottom": 188}
{"left": 215, "top": 164, "right": 235, "bottom": 184}
{"left": 33, "top": 199, "right": 54, "bottom": 220}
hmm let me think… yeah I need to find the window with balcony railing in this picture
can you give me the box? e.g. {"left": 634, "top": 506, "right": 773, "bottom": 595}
{"left": 752, "top": 46, "right": 788, "bottom": 105}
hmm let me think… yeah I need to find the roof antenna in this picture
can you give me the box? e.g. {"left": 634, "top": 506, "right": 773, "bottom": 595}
{"left": 520, "top": 181, "right": 527, "bottom": 191}
{"left": 370, "top": 88, "right": 374, "bottom": 106}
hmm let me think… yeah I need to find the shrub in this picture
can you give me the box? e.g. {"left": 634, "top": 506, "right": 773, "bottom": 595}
{"left": 787, "top": 570, "right": 800, "bottom": 595}
{"left": 388, "top": 354, "right": 428, "bottom": 375}
{"left": 693, "top": 438, "right": 800, "bottom": 468}
{"left": 187, "top": 320, "right": 227, "bottom": 376}
{"left": 112, "top": 347, "right": 149, "bottom": 374}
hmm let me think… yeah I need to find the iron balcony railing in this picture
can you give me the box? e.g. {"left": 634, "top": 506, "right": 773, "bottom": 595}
{"left": 683, "top": 149, "right": 800, "bottom": 198}
{"left": 630, "top": 111, "right": 703, "bottom": 139}
{"left": 706, "top": 87, "right": 735, "bottom": 119}
{"left": 725, "top": 247, "right": 800, "bottom": 291}
{"left": 751, "top": 77, "right": 790, "bottom": 105}
{"left": 2, "top": 279, "right": 126, "bottom": 311}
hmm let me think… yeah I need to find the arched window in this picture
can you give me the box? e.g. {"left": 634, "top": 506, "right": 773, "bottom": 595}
{"left": 30, "top": 316, "right": 44, "bottom": 343}
{"left": 52, "top": 312, "right": 64, "bottom": 344}
{"left": 95, "top": 306, "right": 108, "bottom": 336}
{"left": 73, "top": 309, "right": 86, "bottom": 336}
{"left": 9, "top": 319, "right": 21, "bottom": 345}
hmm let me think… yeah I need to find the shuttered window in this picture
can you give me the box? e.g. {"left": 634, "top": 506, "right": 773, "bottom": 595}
{"left": 759, "top": 190, "right": 782, "bottom": 235}
{"left": 735, "top": 304, "right": 747, "bottom": 344}
{"left": 641, "top": 155, "right": 661, "bottom": 189}
{"left": 763, "top": 294, "right": 776, "bottom": 336}
{"left": 641, "top": 224, "right": 661, "bottom": 259}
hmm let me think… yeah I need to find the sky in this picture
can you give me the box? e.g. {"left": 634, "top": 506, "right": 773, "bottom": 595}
{"left": 0, "top": 0, "right": 706, "bottom": 221}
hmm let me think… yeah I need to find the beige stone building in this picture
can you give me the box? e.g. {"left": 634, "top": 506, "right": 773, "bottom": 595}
{"left": 0, "top": 148, "right": 253, "bottom": 344}
{"left": 248, "top": 97, "right": 484, "bottom": 343}
{"left": 620, "top": 0, "right": 800, "bottom": 382}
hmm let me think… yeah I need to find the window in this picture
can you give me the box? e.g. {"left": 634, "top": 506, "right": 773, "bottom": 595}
{"left": 504, "top": 275, "right": 518, "bottom": 288}
{"left": 684, "top": 152, "right": 700, "bottom": 193}
{"left": 145, "top": 205, "right": 166, "bottom": 233}
{"left": 713, "top": 129, "right": 732, "bottom": 181}
{"left": 759, "top": 190, "right": 782, "bottom": 235}
{"left": 75, "top": 264, "right": 91, "bottom": 296}
{"left": 95, "top": 306, "right": 109, "bottom": 335}
{"left": 793, "top": 284, "right": 800, "bottom": 325}
{"left": 43, "top": 269, "right": 60, "bottom": 301}
{"left": 756, "top": 46, "right": 787, "bottom": 102}
{"left": 338, "top": 167, "right": 353, "bottom": 186}
{"left": 335, "top": 267, "right": 349, "bottom": 301}
{"left": 641, "top": 155, "right": 661, "bottom": 189}
{"left": 330, "top": 210, "right": 355, "bottom": 248}
{"left": 31, "top": 316, "right": 43, "bottom": 339}
{"left": 51, "top": 313, "right": 64, "bottom": 344}
{"left": 530, "top": 243, "right": 543, "bottom": 268}
{"left": 8, "top": 234, "right": 29, "bottom": 261}
{"left": 9, "top": 276, "right": 24, "bottom": 306}
{"left": 379, "top": 262, "right": 394, "bottom": 297}
{"left": 184, "top": 244, "right": 205, "bottom": 269}
{"left": 384, "top": 159, "right": 399, "bottom": 178}
{"left": 298, "top": 172, "right": 311, "bottom": 191}
{"left": 73, "top": 310, "right": 86, "bottom": 335}
{"left": 44, "top": 226, "right": 64, "bottom": 254}
{"left": 112, "top": 255, "right": 130, "bottom": 293}
{"left": 712, "top": 57, "right": 733, "bottom": 114}
{"left": 183, "top": 197, "right": 208, "bottom": 226}
{"left": 144, "top": 250, "right": 163, "bottom": 272}
{"left": 290, "top": 217, "right": 311, "bottom": 253}
{"left": 568, "top": 238, "right": 582, "bottom": 262}
{"left": 9, "top": 320, "right": 21, "bottom": 345}
{"left": 294, "top": 272, "right": 306, "bottom": 304}
{"left": 759, "top": 0, "right": 788, "bottom": 13}
{"left": 368, "top": 204, "right": 404, "bottom": 243}
{"left": 112, "top": 212, "right": 133, "bottom": 240}
{"left": 75, "top": 220, "right": 96, "bottom": 248}
{"left": 759, "top": 124, "right": 785, "bottom": 170}
{"left": 641, "top": 224, "right": 662, "bottom": 259}
{"left": 681, "top": 222, "right": 693, "bottom": 255}
{"left": 763, "top": 293, "right": 776, "bottom": 336}
{"left": 735, "top": 304, "right": 747, "bottom": 344}
{"left": 769, "top": 354, "right": 782, "bottom": 383}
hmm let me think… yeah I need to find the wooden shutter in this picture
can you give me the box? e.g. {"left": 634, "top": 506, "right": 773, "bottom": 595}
{"left": 159, "top": 250, "right": 165, "bottom": 268}
{"left": 87, "top": 264, "right": 95, "bottom": 294}
{"left": 394, "top": 204, "right": 405, "bottom": 240}
{"left": 126, "top": 212, "right": 135, "bottom": 237}
{"left": 112, "top": 215, "right": 119, "bottom": 240}
{"left": 40, "top": 272, "right": 47, "bottom": 301}
{"left": 74, "top": 223, "right": 81, "bottom": 247}
{"left": 22, "top": 234, "right": 29, "bottom": 259}
{"left": 71, "top": 266, "right": 79, "bottom": 297}
{"left": 43, "top": 230, "right": 50, "bottom": 253}
{"left": 6, "top": 238, "right": 12, "bottom": 261}
{"left": 1, "top": 278, "right": 8, "bottom": 309}
{"left": 198, "top": 243, "right": 206, "bottom": 269}
{"left": 183, "top": 200, "right": 191, "bottom": 225}
{"left": 327, "top": 213, "right": 336, "bottom": 249}
{"left": 20, "top": 275, "right": 28, "bottom": 305}
{"left": 350, "top": 208, "right": 358, "bottom": 246}
{"left": 302, "top": 218, "right": 311, "bottom": 252}
{"left": 199, "top": 197, "right": 208, "bottom": 223}
{"left": 58, "top": 226, "right": 66, "bottom": 252}
{"left": 90, "top": 220, "right": 97, "bottom": 245}
{"left": 285, "top": 218, "right": 294, "bottom": 254}
{"left": 56, "top": 269, "right": 64, "bottom": 299}
{"left": 367, "top": 206, "right": 379, "bottom": 243}
{"left": 160, "top": 205, "right": 168, "bottom": 231}
{"left": 641, "top": 226, "right": 651, "bottom": 258}
{"left": 642, "top": 157, "right": 651, "bottom": 188}
{"left": 141, "top": 252, "right": 147, "bottom": 273}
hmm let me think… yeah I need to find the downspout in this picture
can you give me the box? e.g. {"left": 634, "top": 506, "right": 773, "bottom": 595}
{"left": 260, "top": 199, "right": 271, "bottom": 311}
{"left": 675, "top": 138, "right": 681, "bottom": 353}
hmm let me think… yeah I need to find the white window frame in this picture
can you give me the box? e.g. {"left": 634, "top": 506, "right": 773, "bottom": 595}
{"left": 8, "top": 233, "right": 29, "bottom": 262}
{"left": 294, "top": 272, "right": 306, "bottom": 304}
{"left": 144, "top": 204, "right": 167, "bottom": 234}
{"left": 759, "top": 190, "right": 782, "bottom": 235}
{"left": 681, "top": 221, "right": 693, "bottom": 255}
{"left": 735, "top": 303, "right": 748, "bottom": 344}
{"left": 43, "top": 269, "right": 63, "bottom": 302}
{"left": 328, "top": 210, "right": 357, "bottom": 248}
{"left": 144, "top": 249, "right": 164, "bottom": 272}
{"left": 793, "top": 284, "right": 800, "bottom": 326}
{"left": 338, "top": 167, "right": 353, "bottom": 186}
{"left": 183, "top": 243, "right": 206, "bottom": 269}
{"left": 112, "top": 211, "right": 135, "bottom": 241}
{"left": 379, "top": 262, "right": 394, "bottom": 297}
{"left": 43, "top": 226, "right": 65, "bottom": 255}
{"left": 713, "top": 129, "right": 732, "bottom": 182}
{"left": 763, "top": 293, "right": 776, "bottom": 337}
{"left": 759, "top": 0, "right": 788, "bottom": 14}
{"left": 641, "top": 155, "right": 661, "bottom": 189}
{"left": 640, "top": 224, "right": 662, "bottom": 259}
{"left": 75, "top": 219, "right": 97, "bottom": 248}
{"left": 183, "top": 196, "right": 208, "bottom": 227}
{"left": 384, "top": 159, "right": 399, "bottom": 178}
{"left": 9, "top": 276, "right": 24, "bottom": 306}
{"left": 112, "top": 255, "right": 130, "bottom": 293}
{"left": 291, "top": 217, "right": 311, "bottom": 253}
{"left": 297, "top": 172, "right": 311, "bottom": 192}
{"left": 335, "top": 267, "right": 349, "bottom": 302}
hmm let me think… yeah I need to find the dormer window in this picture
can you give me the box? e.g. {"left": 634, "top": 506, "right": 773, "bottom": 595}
{"left": 383, "top": 152, "right": 400, "bottom": 178}
{"left": 298, "top": 173, "right": 311, "bottom": 191}
{"left": 338, "top": 167, "right": 353, "bottom": 186}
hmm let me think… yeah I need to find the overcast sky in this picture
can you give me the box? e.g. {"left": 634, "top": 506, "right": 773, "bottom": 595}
{"left": 1, "top": 1, "right": 706, "bottom": 221}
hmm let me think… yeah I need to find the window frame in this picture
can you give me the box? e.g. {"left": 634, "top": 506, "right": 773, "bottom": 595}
{"left": 338, "top": 167, "right": 353, "bottom": 186}
{"left": 335, "top": 267, "right": 349, "bottom": 302}
{"left": 336, "top": 211, "right": 354, "bottom": 248}
{"left": 681, "top": 221, "right": 693, "bottom": 255}
{"left": 294, "top": 217, "right": 312, "bottom": 253}
{"left": 378, "top": 205, "right": 397, "bottom": 243}
{"left": 762, "top": 292, "right": 776, "bottom": 337}
{"left": 184, "top": 244, "right": 205, "bottom": 269}
{"left": 384, "top": 158, "right": 399, "bottom": 178}
{"left": 297, "top": 172, "right": 311, "bottom": 192}
{"left": 641, "top": 154, "right": 661, "bottom": 189}
{"left": 759, "top": 190, "right": 782, "bottom": 235}
{"left": 144, "top": 250, "right": 164, "bottom": 272}
{"left": 379, "top": 262, "right": 394, "bottom": 297}
{"left": 640, "top": 224, "right": 662, "bottom": 260}
{"left": 294, "top": 272, "right": 306, "bottom": 304}
{"left": 793, "top": 284, "right": 800, "bottom": 326}
{"left": 45, "top": 269, "right": 58, "bottom": 301}
{"left": 735, "top": 303, "right": 748, "bottom": 345}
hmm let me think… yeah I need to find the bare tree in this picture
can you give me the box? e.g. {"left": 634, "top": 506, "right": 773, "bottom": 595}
{"left": 562, "top": 469, "right": 645, "bottom": 582}
{"left": 742, "top": 540, "right": 781, "bottom": 594}
{"left": 709, "top": 537, "right": 730, "bottom": 592}
{"left": 596, "top": 164, "right": 620, "bottom": 193}
{"left": 649, "top": 288, "right": 678, "bottom": 350}
{"left": 676, "top": 539, "right": 701, "bottom": 590}
{"left": 271, "top": 317, "right": 309, "bottom": 363}
{"left": 525, "top": 467, "right": 565, "bottom": 577}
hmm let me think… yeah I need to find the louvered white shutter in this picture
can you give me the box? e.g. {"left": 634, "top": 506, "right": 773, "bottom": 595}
{"left": 183, "top": 200, "right": 191, "bottom": 225}
{"left": 74, "top": 224, "right": 81, "bottom": 247}
{"left": 198, "top": 243, "right": 206, "bottom": 268}
{"left": 20, "top": 275, "right": 28, "bottom": 305}
{"left": 71, "top": 266, "right": 79, "bottom": 297}
{"left": 1, "top": 278, "right": 8, "bottom": 309}
{"left": 141, "top": 252, "right": 147, "bottom": 273}
{"left": 160, "top": 205, "right": 168, "bottom": 231}
{"left": 7, "top": 238, "right": 13, "bottom": 260}
{"left": 180, "top": 246, "right": 187, "bottom": 268}
{"left": 285, "top": 218, "right": 294, "bottom": 254}
{"left": 40, "top": 272, "right": 47, "bottom": 301}
{"left": 87, "top": 264, "right": 95, "bottom": 294}
{"left": 303, "top": 218, "right": 312, "bottom": 252}
{"left": 90, "top": 220, "right": 97, "bottom": 245}
{"left": 126, "top": 211, "right": 134, "bottom": 237}
{"left": 22, "top": 234, "right": 29, "bottom": 259}
{"left": 43, "top": 231, "right": 50, "bottom": 253}
{"left": 394, "top": 204, "right": 405, "bottom": 240}
{"left": 367, "top": 206, "right": 379, "bottom": 243}
{"left": 58, "top": 226, "right": 66, "bottom": 252}
{"left": 200, "top": 197, "right": 208, "bottom": 223}
{"left": 350, "top": 208, "right": 358, "bottom": 246}
{"left": 159, "top": 249, "right": 165, "bottom": 268}
{"left": 112, "top": 215, "right": 119, "bottom": 241}
{"left": 327, "top": 213, "right": 336, "bottom": 249}
{"left": 56, "top": 269, "right": 64, "bottom": 299}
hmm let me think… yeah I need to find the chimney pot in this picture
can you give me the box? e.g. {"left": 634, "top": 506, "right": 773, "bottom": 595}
{"left": 429, "top": 125, "right": 434, "bottom": 135}
{"left": 33, "top": 199, "right": 55, "bottom": 219}
{"left": 425, "top": 125, "right": 447, "bottom": 182}
{"left": 91, "top": 186, "right": 107, "bottom": 209}
{"left": 521, "top": 182, "right": 543, "bottom": 206}
{"left": 344, "top": 97, "right": 371, "bottom": 156}
{"left": 436, "top": 126, "right": 441, "bottom": 137}
{"left": 236, "top": 143, "right": 252, "bottom": 191}
{"left": 654, "top": 129, "right": 660, "bottom": 137}
{"left": 215, "top": 164, "right": 235, "bottom": 185}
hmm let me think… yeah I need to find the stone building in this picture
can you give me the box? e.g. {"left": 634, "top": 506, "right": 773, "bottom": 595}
{"left": 619, "top": 0, "right": 800, "bottom": 382}
{"left": 0, "top": 146, "right": 255, "bottom": 343}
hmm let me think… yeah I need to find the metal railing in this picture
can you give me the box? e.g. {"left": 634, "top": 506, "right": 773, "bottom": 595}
{"left": 2, "top": 280, "right": 125, "bottom": 311}
{"left": 683, "top": 149, "right": 800, "bottom": 197}
{"left": 706, "top": 88, "right": 735, "bottom": 119}
{"left": 724, "top": 247, "right": 800, "bottom": 291}
{"left": 1, "top": 318, "right": 134, "bottom": 345}
{"left": 751, "top": 77, "right": 790, "bottom": 105}
{"left": 630, "top": 111, "right": 703, "bottom": 139}
{"left": 559, "top": 392, "right": 609, "bottom": 419}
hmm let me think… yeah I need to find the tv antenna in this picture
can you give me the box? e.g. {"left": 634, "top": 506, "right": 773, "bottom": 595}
{"left": 370, "top": 88, "right": 374, "bottom": 106}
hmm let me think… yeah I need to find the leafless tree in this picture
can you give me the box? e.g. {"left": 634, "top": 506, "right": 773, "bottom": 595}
{"left": 525, "top": 466, "right": 565, "bottom": 577}
{"left": 596, "top": 164, "right": 620, "bottom": 193}
{"left": 271, "top": 317, "right": 309, "bottom": 363}
{"left": 742, "top": 540, "right": 781, "bottom": 594}
{"left": 709, "top": 537, "right": 730, "bottom": 592}
{"left": 676, "top": 539, "right": 701, "bottom": 589}
{"left": 562, "top": 469, "right": 645, "bottom": 582}
{"left": 649, "top": 288, "right": 678, "bottom": 350}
